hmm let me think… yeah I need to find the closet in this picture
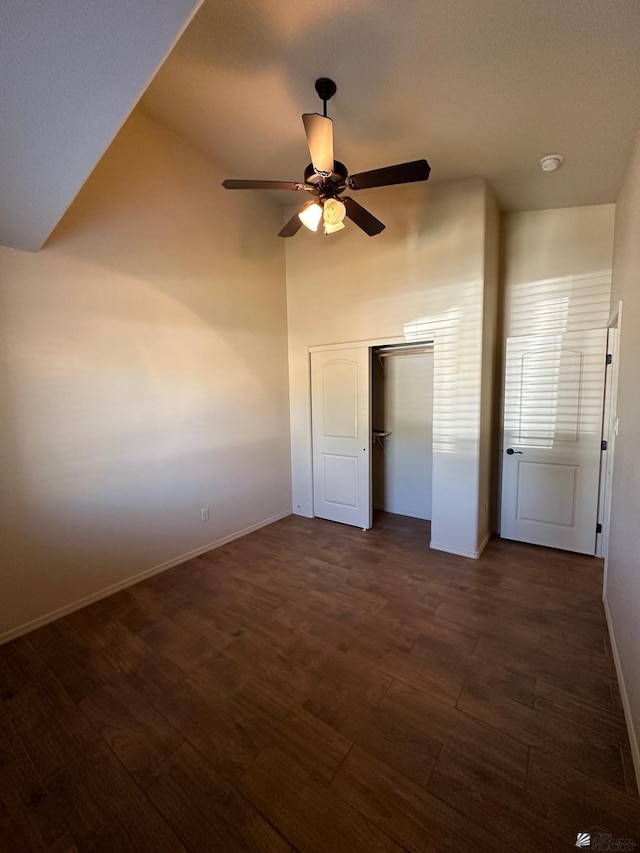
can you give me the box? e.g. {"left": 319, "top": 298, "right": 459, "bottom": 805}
{"left": 372, "top": 344, "right": 434, "bottom": 521}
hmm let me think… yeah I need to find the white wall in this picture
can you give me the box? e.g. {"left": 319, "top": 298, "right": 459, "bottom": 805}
{"left": 0, "top": 110, "right": 292, "bottom": 641}
{"left": 286, "top": 178, "right": 494, "bottom": 558}
{"left": 607, "top": 130, "right": 640, "bottom": 782}
{"left": 376, "top": 354, "right": 433, "bottom": 520}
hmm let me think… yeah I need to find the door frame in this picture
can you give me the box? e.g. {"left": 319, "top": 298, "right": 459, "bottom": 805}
{"left": 308, "top": 334, "right": 435, "bottom": 525}
{"left": 596, "top": 301, "right": 623, "bottom": 567}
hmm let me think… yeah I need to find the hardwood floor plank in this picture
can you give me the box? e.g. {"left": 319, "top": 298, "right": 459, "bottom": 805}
{"left": 238, "top": 746, "right": 404, "bottom": 852}
{"left": 47, "top": 745, "right": 186, "bottom": 852}
{"left": 621, "top": 748, "right": 640, "bottom": 798}
{"left": 189, "top": 651, "right": 253, "bottom": 699}
{"left": 457, "top": 680, "right": 627, "bottom": 790}
{"left": 527, "top": 747, "right": 640, "bottom": 841}
{"left": 102, "top": 582, "right": 189, "bottom": 635}
{"left": 143, "top": 742, "right": 291, "bottom": 853}
{"left": 0, "top": 638, "right": 50, "bottom": 702}
{"left": 533, "top": 679, "right": 631, "bottom": 747}
{"left": 474, "top": 635, "right": 613, "bottom": 708}
{"left": 0, "top": 705, "right": 70, "bottom": 849}
{"left": 78, "top": 676, "right": 184, "bottom": 783}
{"left": 230, "top": 678, "right": 353, "bottom": 783}
{"left": 0, "top": 808, "right": 76, "bottom": 853}
{"left": 151, "top": 677, "right": 264, "bottom": 785}
{"left": 308, "top": 694, "right": 441, "bottom": 788}
{"left": 433, "top": 600, "right": 542, "bottom": 650}
{"left": 98, "top": 630, "right": 188, "bottom": 706}
{"left": 411, "top": 632, "right": 536, "bottom": 706}
{"left": 221, "top": 633, "right": 316, "bottom": 706}
{"left": 4, "top": 674, "right": 98, "bottom": 779}
{"left": 331, "top": 744, "right": 516, "bottom": 853}
{"left": 350, "top": 633, "right": 463, "bottom": 706}
{"left": 427, "top": 746, "right": 551, "bottom": 852}
{"left": 381, "top": 680, "right": 530, "bottom": 788}
{"left": 34, "top": 635, "right": 120, "bottom": 704}
{"left": 0, "top": 513, "right": 637, "bottom": 850}
{"left": 303, "top": 648, "right": 394, "bottom": 725}
{"left": 271, "top": 600, "right": 361, "bottom": 652}
{"left": 538, "top": 632, "right": 618, "bottom": 679}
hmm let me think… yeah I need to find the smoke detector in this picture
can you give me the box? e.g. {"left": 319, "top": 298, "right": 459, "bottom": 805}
{"left": 540, "top": 154, "right": 563, "bottom": 172}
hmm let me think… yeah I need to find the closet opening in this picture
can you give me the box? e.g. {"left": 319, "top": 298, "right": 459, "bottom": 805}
{"left": 371, "top": 342, "right": 434, "bottom": 533}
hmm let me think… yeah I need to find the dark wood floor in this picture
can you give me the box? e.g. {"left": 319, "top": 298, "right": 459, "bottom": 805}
{"left": 1, "top": 513, "right": 639, "bottom": 852}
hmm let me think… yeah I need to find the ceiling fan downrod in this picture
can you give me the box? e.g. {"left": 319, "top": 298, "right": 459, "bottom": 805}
{"left": 314, "top": 77, "right": 336, "bottom": 118}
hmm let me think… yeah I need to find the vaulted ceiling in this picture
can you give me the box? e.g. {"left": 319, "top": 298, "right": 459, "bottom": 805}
{"left": 3, "top": 0, "right": 640, "bottom": 252}
{"left": 141, "top": 0, "right": 640, "bottom": 212}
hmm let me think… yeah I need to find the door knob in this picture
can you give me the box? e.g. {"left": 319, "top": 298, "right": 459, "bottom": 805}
{"left": 506, "top": 448, "right": 523, "bottom": 455}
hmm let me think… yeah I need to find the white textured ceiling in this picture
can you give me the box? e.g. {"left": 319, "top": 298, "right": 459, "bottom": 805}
{"left": 0, "top": 0, "right": 202, "bottom": 251}
{"left": 141, "top": 0, "right": 640, "bottom": 211}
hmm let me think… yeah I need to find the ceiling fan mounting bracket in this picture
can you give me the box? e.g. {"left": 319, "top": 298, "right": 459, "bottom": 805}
{"left": 315, "top": 78, "right": 336, "bottom": 116}
{"left": 315, "top": 77, "right": 337, "bottom": 102}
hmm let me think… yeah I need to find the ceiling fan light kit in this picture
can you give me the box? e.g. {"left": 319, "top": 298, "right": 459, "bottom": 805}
{"left": 222, "top": 79, "right": 431, "bottom": 237}
{"left": 298, "top": 200, "right": 323, "bottom": 232}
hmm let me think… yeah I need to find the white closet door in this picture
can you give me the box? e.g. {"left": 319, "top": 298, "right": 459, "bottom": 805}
{"left": 500, "top": 329, "right": 607, "bottom": 554}
{"left": 311, "top": 348, "right": 371, "bottom": 529}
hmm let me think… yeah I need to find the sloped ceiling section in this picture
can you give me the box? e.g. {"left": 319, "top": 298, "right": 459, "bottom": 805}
{"left": 0, "top": 0, "right": 202, "bottom": 251}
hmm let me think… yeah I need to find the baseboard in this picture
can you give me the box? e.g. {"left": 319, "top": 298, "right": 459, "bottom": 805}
{"left": 0, "top": 509, "right": 292, "bottom": 647}
{"left": 430, "top": 533, "right": 490, "bottom": 560}
{"left": 476, "top": 530, "right": 492, "bottom": 558}
{"left": 603, "top": 593, "right": 640, "bottom": 791}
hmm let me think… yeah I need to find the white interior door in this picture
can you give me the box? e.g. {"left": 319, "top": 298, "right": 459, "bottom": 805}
{"left": 311, "top": 347, "right": 371, "bottom": 529}
{"left": 500, "top": 329, "right": 607, "bottom": 554}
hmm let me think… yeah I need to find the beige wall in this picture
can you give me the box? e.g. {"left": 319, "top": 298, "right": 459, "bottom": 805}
{"left": 478, "top": 189, "right": 500, "bottom": 540}
{"left": 0, "top": 110, "right": 292, "bottom": 641}
{"left": 607, "top": 131, "right": 640, "bottom": 781}
{"left": 285, "top": 177, "right": 495, "bottom": 558}
{"left": 501, "top": 205, "right": 615, "bottom": 339}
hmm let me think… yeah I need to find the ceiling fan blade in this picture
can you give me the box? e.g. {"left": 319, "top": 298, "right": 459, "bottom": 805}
{"left": 343, "top": 197, "right": 385, "bottom": 236}
{"left": 278, "top": 205, "right": 306, "bottom": 238}
{"left": 222, "top": 179, "right": 303, "bottom": 191}
{"left": 348, "top": 159, "right": 431, "bottom": 191}
{"left": 302, "top": 113, "right": 334, "bottom": 174}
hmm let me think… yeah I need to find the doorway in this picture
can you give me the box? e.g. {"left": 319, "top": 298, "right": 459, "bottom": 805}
{"left": 310, "top": 341, "right": 434, "bottom": 532}
{"left": 499, "top": 328, "right": 608, "bottom": 555}
{"left": 372, "top": 345, "right": 434, "bottom": 521}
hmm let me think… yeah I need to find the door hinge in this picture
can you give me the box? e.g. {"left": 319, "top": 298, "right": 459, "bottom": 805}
{"left": 596, "top": 522, "right": 603, "bottom": 534}
{"left": 601, "top": 439, "right": 608, "bottom": 451}
{"left": 606, "top": 353, "right": 612, "bottom": 365}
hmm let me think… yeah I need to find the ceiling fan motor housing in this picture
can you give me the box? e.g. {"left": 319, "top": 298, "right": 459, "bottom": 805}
{"left": 304, "top": 160, "right": 348, "bottom": 194}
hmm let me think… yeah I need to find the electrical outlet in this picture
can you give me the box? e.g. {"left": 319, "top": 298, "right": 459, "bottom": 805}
{"left": 201, "top": 508, "right": 209, "bottom": 522}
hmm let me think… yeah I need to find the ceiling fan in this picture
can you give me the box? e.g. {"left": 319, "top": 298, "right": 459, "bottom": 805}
{"left": 222, "top": 78, "right": 431, "bottom": 237}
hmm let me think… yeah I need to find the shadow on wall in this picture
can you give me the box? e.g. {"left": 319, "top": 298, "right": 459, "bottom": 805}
{"left": 0, "top": 111, "right": 292, "bottom": 639}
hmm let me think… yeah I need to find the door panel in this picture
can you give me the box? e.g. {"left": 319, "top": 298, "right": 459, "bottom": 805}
{"left": 516, "top": 461, "right": 577, "bottom": 526}
{"left": 500, "top": 329, "right": 606, "bottom": 554}
{"left": 311, "top": 348, "right": 371, "bottom": 529}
